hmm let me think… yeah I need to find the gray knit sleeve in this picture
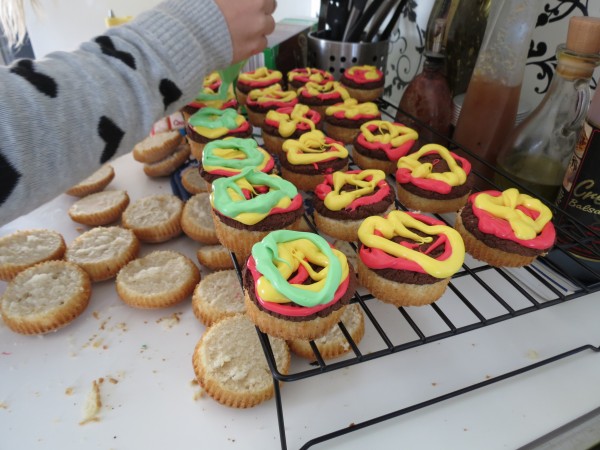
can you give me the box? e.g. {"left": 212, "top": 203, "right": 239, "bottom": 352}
{"left": 0, "top": 0, "right": 232, "bottom": 225}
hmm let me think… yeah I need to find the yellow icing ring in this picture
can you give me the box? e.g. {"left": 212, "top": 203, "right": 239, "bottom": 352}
{"left": 302, "top": 81, "right": 350, "bottom": 99}
{"left": 324, "top": 169, "right": 387, "bottom": 211}
{"left": 247, "top": 84, "right": 297, "bottom": 105}
{"left": 396, "top": 144, "right": 467, "bottom": 187}
{"left": 282, "top": 130, "right": 348, "bottom": 165}
{"left": 325, "top": 98, "right": 379, "bottom": 119}
{"left": 203, "top": 71, "right": 220, "bottom": 88}
{"left": 360, "top": 120, "right": 419, "bottom": 147}
{"left": 265, "top": 104, "right": 317, "bottom": 138}
{"left": 238, "top": 67, "right": 282, "bottom": 83}
{"left": 474, "top": 188, "right": 553, "bottom": 241}
{"left": 255, "top": 238, "right": 349, "bottom": 304}
{"left": 189, "top": 108, "right": 247, "bottom": 139}
{"left": 347, "top": 65, "right": 381, "bottom": 81}
{"left": 358, "top": 210, "right": 465, "bottom": 278}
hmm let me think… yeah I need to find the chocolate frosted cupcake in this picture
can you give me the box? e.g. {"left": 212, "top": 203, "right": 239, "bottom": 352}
{"left": 357, "top": 210, "right": 465, "bottom": 306}
{"left": 210, "top": 167, "right": 305, "bottom": 260}
{"left": 235, "top": 67, "right": 283, "bottom": 107}
{"left": 324, "top": 98, "right": 381, "bottom": 145}
{"left": 185, "top": 107, "right": 252, "bottom": 160}
{"left": 395, "top": 144, "right": 473, "bottom": 213}
{"left": 297, "top": 81, "right": 350, "bottom": 117}
{"left": 261, "top": 104, "right": 322, "bottom": 158}
{"left": 243, "top": 230, "right": 357, "bottom": 341}
{"left": 287, "top": 67, "right": 334, "bottom": 90}
{"left": 280, "top": 130, "right": 349, "bottom": 192}
{"left": 199, "top": 137, "right": 276, "bottom": 188}
{"left": 245, "top": 84, "right": 299, "bottom": 128}
{"left": 353, "top": 120, "right": 419, "bottom": 174}
{"left": 340, "top": 65, "right": 385, "bottom": 103}
{"left": 313, "top": 169, "right": 396, "bottom": 241}
{"left": 455, "top": 188, "right": 556, "bottom": 267}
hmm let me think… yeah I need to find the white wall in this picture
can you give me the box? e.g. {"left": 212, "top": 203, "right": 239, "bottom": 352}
{"left": 26, "top": 0, "right": 318, "bottom": 58}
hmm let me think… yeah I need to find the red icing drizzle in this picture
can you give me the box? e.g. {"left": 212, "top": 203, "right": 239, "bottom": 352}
{"left": 344, "top": 67, "right": 383, "bottom": 84}
{"left": 314, "top": 170, "right": 391, "bottom": 211}
{"left": 247, "top": 255, "right": 349, "bottom": 317}
{"left": 356, "top": 122, "right": 416, "bottom": 161}
{"left": 358, "top": 212, "right": 453, "bottom": 273}
{"left": 469, "top": 191, "right": 556, "bottom": 249}
{"left": 205, "top": 155, "right": 275, "bottom": 177}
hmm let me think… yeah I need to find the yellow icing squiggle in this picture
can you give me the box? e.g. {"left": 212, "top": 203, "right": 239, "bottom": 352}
{"left": 282, "top": 130, "right": 348, "bottom": 165}
{"left": 396, "top": 144, "right": 467, "bottom": 187}
{"left": 323, "top": 170, "right": 387, "bottom": 211}
{"left": 266, "top": 104, "right": 317, "bottom": 138}
{"left": 360, "top": 120, "right": 419, "bottom": 147}
{"left": 325, "top": 98, "right": 379, "bottom": 119}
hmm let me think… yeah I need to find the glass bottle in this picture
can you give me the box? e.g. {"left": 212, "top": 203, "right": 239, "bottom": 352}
{"left": 452, "top": 0, "right": 540, "bottom": 187}
{"left": 395, "top": 52, "right": 452, "bottom": 146}
{"left": 495, "top": 16, "right": 600, "bottom": 201}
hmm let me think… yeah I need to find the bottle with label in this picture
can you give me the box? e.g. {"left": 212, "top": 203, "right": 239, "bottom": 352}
{"left": 452, "top": 0, "right": 540, "bottom": 187}
{"left": 555, "top": 86, "right": 600, "bottom": 264}
{"left": 495, "top": 16, "right": 600, "bottom": 202}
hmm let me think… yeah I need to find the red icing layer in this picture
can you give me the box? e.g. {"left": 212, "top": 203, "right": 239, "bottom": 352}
{"left": 343, "top": 67, "right": 383, "bottom": 84}
{"left": 395, "top": 151, "right": 471, "bottom": 194}
{"left": 356, "top": 122, "right": 416, "bottom": 161}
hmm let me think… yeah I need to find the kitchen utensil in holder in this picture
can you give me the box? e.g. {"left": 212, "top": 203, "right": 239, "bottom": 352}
{"left": 307, "top": 30, "right": 389, "bottom": 77}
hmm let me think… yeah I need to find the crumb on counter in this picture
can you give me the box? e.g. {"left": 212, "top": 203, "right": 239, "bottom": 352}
{"left": 79, "top": 379, "right": 103, "bottom": 425}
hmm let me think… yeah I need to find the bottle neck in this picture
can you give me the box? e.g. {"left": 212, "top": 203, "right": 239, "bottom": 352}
{"left": 555, "top": 44, "right": 600, "bottom": 81}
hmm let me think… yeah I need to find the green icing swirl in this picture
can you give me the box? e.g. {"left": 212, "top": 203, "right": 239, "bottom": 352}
{"left": 211, "top": 167, "right": 298, "bottom": 219}
{"left": 202, "top": 138, "right": 265, "bottom": 169}
{"left": 251, "top": 230, "right": 343, "bottom": 307}
{"left": 188, "top": 107, "right": 240, "bottom": 129}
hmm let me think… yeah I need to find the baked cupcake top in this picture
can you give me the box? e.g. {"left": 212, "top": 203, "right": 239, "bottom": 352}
{"left": 341, "top": 65, "right": 384, "bottom": 88}
{"left": 396, "top": 144, "right": 471, "bottom": 194}
{"left": 315, "top": 169, "right": 393, "bottom": 213}
{"left": 287, "top": 67, "right": 334, "bottom": 89}
{"left": 281, "top": 130, "right": 348, "bottom": 167}
{"left": 247, "top": 230, "right": 351, "bottom": 316}
{"left": 237, "top": 67, "right": 283, "bottom": 92}
{"left": 297, "top": 81, "right": 350, "bottom": 103}
{"left": 246, "top": 84, "right": 298, "bottom": 111}
{"left": 355, "top": 120, "right": 418, "bottom": 162}
{"left": 325, "top": 98, "right": 381, "bottom": 122}
{"left": 466, "top": 188, "right": 556, "bottom": 250}
{"left": 264, "top": 104, "right": 322, "bottom": 138}
{"left": 358, "top": 210, "right": 465, "bottom": 279}
{"left": 201, "top": 137, "right": 275, "bottom": 178}
{"left": 210, "top": 167, "right": 303, "bottom": 226}
{"left": 188, "top": 107, "right": 251, "bottom": 140}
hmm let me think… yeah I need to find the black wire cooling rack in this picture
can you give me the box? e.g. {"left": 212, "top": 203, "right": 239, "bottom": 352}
{"left": 172, "top": 99, "right": 600, "bottom": 450}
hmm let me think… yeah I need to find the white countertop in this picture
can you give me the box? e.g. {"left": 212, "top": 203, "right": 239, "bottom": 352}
{"left": 2, "top": 151, "right": 600, "bottom": 450}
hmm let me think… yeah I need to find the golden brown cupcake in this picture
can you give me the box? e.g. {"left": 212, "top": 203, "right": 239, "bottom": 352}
{"left": 339, "top": 65, "right": 385, "bottom": 102}
{"left": 122, "top": 194, "right": 183, "bottom": 243}
{"left": 287, "top": 67, "right": 334, "bottom": 90}
{"left": 192, "top": 269, "right": 245, "bottom": 326}
{"left": 65, "top": 164, "right": 114, "bottom": 197}
{"left": 0, "top": 229, "right": 66, "bottom": 281}
{"left": 1, "top": 260, "right": 91, "bottom": 334}
{"left": 116, "top": 250, "right": 200, "bottom": 309}
{"left": 455, "top": 188, "right": 556, "bottom": 267}
{"left": 296, "top": 81, "right": 350, "bottom": 117}
{"left": 65, "top": 226, "right": 139, "bottom": 282}
{"left": 68, "top": 190, "right": 130, "bottom": 226}
{"left": 132, "top": 130, "right": 184, "bottom": 164}
{"left": 235, "top": 66, "right": 283, "bottom": 107}
{"left": 180, "top": 164, "right": 210, "bottom": 194}
{"left": 324, "top": 98, "right": 381, "bottom": 144}
{"left": 143, "top": 141, "right": 191, "bottom": 177}
{"left": 181, "top": 192, "right": 220, "bottom": 244}
{"left": 192, "top": 314, "right": 290, "bottom": 408}
{"left": 196, "top": 245, "right": 243, "bottom": 271}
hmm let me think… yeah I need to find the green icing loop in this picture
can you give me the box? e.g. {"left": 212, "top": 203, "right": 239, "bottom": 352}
{"left": 211, "top": 167, "right": 298, "bottom": 219}
{"left": 202, "top": 138, "right": 265, "bottom": 169}
{"left": 188, "top": 107, "right": 240, "bottom": 129}
{"left": 251, "top": 230, "right": 343, "bottom": 307}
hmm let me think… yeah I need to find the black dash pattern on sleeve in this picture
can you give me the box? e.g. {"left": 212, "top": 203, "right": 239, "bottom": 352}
{"left": 94, "top": 36, "right": 136, "bottom": 70}
{"left": 9, "top": 60, "right": 58, "bottom": 98}
{"left": 159, "top": 79, "right": 182, "bottom": 111}
{"left": 97, "top": 116, "right": 125, "bottom": 163}
{"left": 0, "top": 151, "right": 22, "bottom": 206}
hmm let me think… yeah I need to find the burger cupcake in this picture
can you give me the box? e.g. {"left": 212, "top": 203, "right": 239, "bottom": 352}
{"left": 185, "top": 107, "right": 252, "bottom": 160}
{"left": 261, "top": 104, "right": 322, "bottom": 158}
{"left": 245, "top": 84, "right": 299, "bottom": 128}
{"left": 353, "top": 120, "right": 419, "bottom": 174}
{"left": 243, "top": 230, "right": 357, "bottom": 340}
{"left": 210, "top": 167, "right": 305, "bottom": 260}
{"left": 313, "top": 169, "right": 396, "bottom": 242}
{"left": 324, "top": 98, "right": 381, "bottom": 145}
{"left": 395, "top": 143, "right": 473, "bottom": 213}
{"left": 287, "top": 67, "right": 334, "bottom": 90}
{"left": 340, "top": 65, "right": 385, "bottom": 103}
{"left": 357, "top": 210, "right": 465, "bottom": 306}
{"left": 235, "top": 66, "right": 283, "bottom": 106}
{"left": 280, "top": 130, "right": 349, "bottom": 192}
{"left": 297, "top": 81, "right": 350, "bottom": 117}
{"left": 182, "top": 71, "right": 238, "bottom": 121}
{"left": 455, "top": 188, "right": 556, "bottom": 267}
{"left": 200, "top": 137, "right": 276, "bottom": 188}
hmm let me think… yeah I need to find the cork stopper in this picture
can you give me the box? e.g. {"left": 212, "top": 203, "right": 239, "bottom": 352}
{"left": 566, "top": 16, "right": 600, "bottom": 54}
